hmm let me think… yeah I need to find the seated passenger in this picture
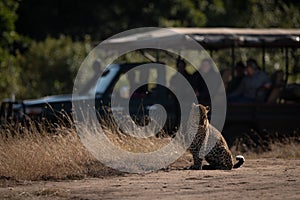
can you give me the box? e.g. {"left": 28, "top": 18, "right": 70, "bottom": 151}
{"left": 169, "top": 58, "right": 193, "bottom": 97}
{"left": 170, "top": 59, "right": 193, "bottom": 86}
{"left": 192, "top": 58, "right": 221, "bottom": 106}
{"left": 227, "top": 61, "right": 245, "bottom": 94}
{"left": 228, "top": 59, "right": 271, "bottom": 103}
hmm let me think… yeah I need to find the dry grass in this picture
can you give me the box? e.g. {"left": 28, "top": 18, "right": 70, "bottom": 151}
{"left": 104, "top": 130, "right": 171, "bottom": 153}
{"left": 0, "top": 119, "right": 170, "bottom": 182}
{"left": 99, "top": 114, "right": 172, "bottom": 153}
{"left": 231, "top": 129, "right": 300, "bottom": 159}
{"left": 0, "top": 123, "right": 105, "bottom": 181}
{"left": 0, "top": 117, "right": 299, "bottom": 182}
{"left": 231, "top": 140, "right": 300, "bottom": 159}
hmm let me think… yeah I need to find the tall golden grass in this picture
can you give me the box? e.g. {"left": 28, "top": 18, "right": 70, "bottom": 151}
{"left": 243, "top": 141, "right": 300, "bottom": 159}
{"left": 0, "top": 118, "right": 170, "bottom": 181}
{"left": 0, "top": 118, "right": 299, "bottom": 182}
{"left": 0, "top": 123, "right": 101, "bottom": 181}
{"left": 231, "top": 129, "right": 300, "bottom": 159}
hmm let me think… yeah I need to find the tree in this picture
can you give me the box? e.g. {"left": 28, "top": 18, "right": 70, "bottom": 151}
{"left": 0, "top": 0, "right": 22, "bottom": 100}
{"left": 3, "top": 0, "right": 300, "bottom": 100}
{"left": 205, "top": 0, "right": 300, "bottom": 28}
{"left": 15, "top": 0, "right": 211, "bottom": 40}
{"left": 18, "top": 36, "right": 92, "bottom": 98}
{"left": 246, "top": 0, "right": 300, "bottom": 28}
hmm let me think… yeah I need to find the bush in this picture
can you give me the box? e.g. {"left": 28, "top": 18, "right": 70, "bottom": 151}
{"left": 18, "top": 35, "right": 92, "bottom": 99}
{"left": 0, "top": 48, "right": 21, "bottom": 100}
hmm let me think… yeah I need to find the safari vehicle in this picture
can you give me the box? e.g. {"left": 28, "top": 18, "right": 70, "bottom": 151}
{"left": 0, "top": 62, "right": 180, "bottom": 133}
{"left": 1, "top": 28, "right": 300, "bottom": 144}
{"left": 174, "top": 28, "right": 300, "bottom": 144}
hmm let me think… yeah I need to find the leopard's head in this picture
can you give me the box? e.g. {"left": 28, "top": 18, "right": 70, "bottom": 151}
{"left": 190, "top": 103, "right": 209, "bottom": 126}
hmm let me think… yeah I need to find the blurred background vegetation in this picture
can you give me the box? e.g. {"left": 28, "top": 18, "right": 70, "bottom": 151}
{"left": 0, "top": 0, "right": 300, "bottom": 100}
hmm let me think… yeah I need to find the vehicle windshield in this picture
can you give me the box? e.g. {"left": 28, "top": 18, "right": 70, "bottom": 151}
{"left": 94, "top": 64, "right": 120, "bottom": 94}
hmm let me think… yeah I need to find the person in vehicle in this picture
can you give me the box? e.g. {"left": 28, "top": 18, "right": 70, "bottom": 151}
{"left": 169, "top": 58, "right": 194, "bottom": 130}
{"left": 192, "top": 58, "right": 221, "bottom": 106}
{"left": 127, "top": 69, "right": 148, "bottom": 98}
{"left": 228, "top": 58, "right": 271, "bottom": 103}
{"left": 77, "top": 59, "right": 103, "bottom": 94}
{"left": 170, "top": 58, "right": 193, "bottom": 89}
{"left": 227, "top": 61, "right": 246, "bottom": 94}
{"left": 169, "top": 58, "right": 195, "bottom": 100}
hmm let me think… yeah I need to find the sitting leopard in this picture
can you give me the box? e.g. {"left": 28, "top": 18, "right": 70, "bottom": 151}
{"left": 186, "top": 103, "right": 245, "bottom": 170}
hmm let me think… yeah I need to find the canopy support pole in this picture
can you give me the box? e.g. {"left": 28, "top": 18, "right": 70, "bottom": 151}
{"left": 285, "top": 47, "right": 289, "bottom": 84}
{"left": 231, "top": 46, "right": 235, "bottom": 77}
{"left": 138, "top": 50, "right": 157, "bottom": 62}
{"left": 156, "top": 50, "right": 160, "bottom": 62}
{"left": 210, "top": 49, "right": 214, "bottom": 58}
{"left": 262, "top": 45, "right": 266, "bottom": 71}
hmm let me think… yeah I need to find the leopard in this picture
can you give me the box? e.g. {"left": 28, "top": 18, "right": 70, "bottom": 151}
{"left": 186, "top": 103, "right": 245, "bottom": 170}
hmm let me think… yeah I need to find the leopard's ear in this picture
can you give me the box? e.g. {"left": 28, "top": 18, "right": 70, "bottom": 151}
{"left": 192, "top": 102, "right": 198, "bottom": 107}
{"left": 205, "top": 106, "right": 210, "bottom": 113}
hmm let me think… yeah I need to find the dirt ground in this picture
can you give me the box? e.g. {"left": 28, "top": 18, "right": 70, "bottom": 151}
{"left": 0, "top": 158, "right": 299, "bottom": 200}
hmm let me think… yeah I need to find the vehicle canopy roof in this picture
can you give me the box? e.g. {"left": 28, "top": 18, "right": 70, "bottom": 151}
{"left": 173, "top": 28, "right": 300, "bottom": 49}
{"left": 102, "top": 28, "right": 300, "bottom": 50}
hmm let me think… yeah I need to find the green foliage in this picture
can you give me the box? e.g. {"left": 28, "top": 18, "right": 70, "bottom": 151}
{"left": 0, "top": 48, "right": 21, "bottom": 100}
{"left": 16, "top": 0, "right": 300, "bottom": 40}
{"left": 159, "top": 0, "right": 207, "bottom": 27}
{"left": 18, "top": 36, "right": 92, "bottom": 98}
{"left": 0, "top": 0, "right": 20, "bottom": 47}
{"left": 206, "top": 0, "right": 300, "bottom": 28}
{"left": 1, "top": 0, "right": 300, "bottom": 101}
{"left": 16, "top": 0, "right": 213, "bottom": 40}
{"left": 246, "top": 0, "right": 300, "bottom": 28}
{"left": 0, "top": 0, "right": 22, "bottom": 100}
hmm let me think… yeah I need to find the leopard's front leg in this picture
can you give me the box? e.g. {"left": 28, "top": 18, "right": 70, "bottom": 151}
{"left": 189, "top": 150, "right": 203, "bottom": 170}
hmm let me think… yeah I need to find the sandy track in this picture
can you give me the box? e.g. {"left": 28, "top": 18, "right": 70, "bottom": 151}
{"left": 0, "top": 159, "right": 299, "bottom": 200}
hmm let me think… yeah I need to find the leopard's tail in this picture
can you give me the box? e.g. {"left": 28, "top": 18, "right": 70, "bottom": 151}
{"left": 233, "top": 155, "right": 245, "bottom": 169}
